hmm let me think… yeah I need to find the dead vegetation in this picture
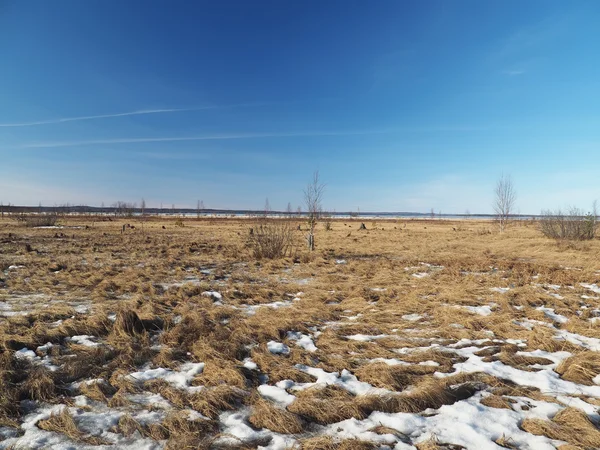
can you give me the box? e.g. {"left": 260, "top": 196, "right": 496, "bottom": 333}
{"left": 1, "top": 215, "right": 600, "bottom": 448}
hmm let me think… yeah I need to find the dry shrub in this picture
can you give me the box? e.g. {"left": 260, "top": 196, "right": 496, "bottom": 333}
{"left": 248, "top": 398, "right": 304, "bottom": 434}
{"left": 249, "top": 220, "right": 295, "bottom": 259}
{"left": 540, "top": 208, "right": 598, "bottom": 240}
{"left": 555, "top": 351, "right": 600, "bottom": 385}
{"left": 287, "top": 385, "right": 365, "bottom": 425}
{"left": 21, "top": 214, "right": 59, "bottom": 228}
{"left": 521, "top": 407, "right": 600, "bottom": 448}
{"left": 37, "top": 408, "right": 108, "bottom": 445}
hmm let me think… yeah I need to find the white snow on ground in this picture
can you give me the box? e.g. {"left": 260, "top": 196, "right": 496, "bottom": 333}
{"left": 286, "top": 331, "right": 317, "bottom": 352}
{"left": 516, "top": 318, "right": 600, "bottom": 351}
{"left": 412, "top": 272, "right": 429, "bottom": 278}
{"left": 490, "top": 287, "right": 510, "bottom": 294}
{"left": 536, "top": 306, "right": 568, "bottom": 323}
{"left": 201, "top": 290, "right": 222, "bottom": 301}
{"left": 127, "top": 362, "right": 205, "bottom": 391}
{"left": 436, "top": 343, "right": 600, "bottom": 397}
{"left": 402, "top": 313, "right": 423, "bottom": 321}
{"left": 267, "top": 341, "right": 290, "bottom": 355}
{"left": 14, "top": 347, "right": 59, "bottom": 371}
{"left": 67, "top": 335, "right": 100, "bottom": 347}
{"left": 243, "top": 358, "right": 258, "bottom": 370}
{"left": 240, "top": 296, "right": 300, "bottom": 315}
{"left": 346, "top": 334, "right": 390, "bottom": 341}
{"left": 369, "top": 357, "right": 440, "bottom": 367}
{"left": 258, "top": 384, "right": 296, "bottom": 406}
{"left": 321, "top": 392, "right": 559, "bottom": 450}
{"left": 216, "top": 408, "right": 295, "bottom": 450}
{"left": 335, "top": 259, "right": 347, "bottom": 264}
{"left": 0, "top": 402, "right": 162, "bottom": 450}
{"left": 462, "top": 303, "right": 497, "bottom": 316}
{"left": 581, "top": 283, "right": 600, "bottom": 294}
{"left": 292, "top": 365, "right": 391, "bottom": 396}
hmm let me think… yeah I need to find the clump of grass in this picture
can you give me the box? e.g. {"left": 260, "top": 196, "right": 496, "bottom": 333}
{"left": 521, "top": 407, "right": 600, "bottom": 448}
{"left": 555, "top": 351, "right": 600, "bottom": 385}
{"left": 78, "top": 379, "right": 117, "bottom": 403}
{"left": 21, "top": 366, "right": 58, "bottom": 402}
{"left": 37, "top": 408, "right": 108, "bottom": 445}
{"left": 189, "top": 385, "right": 249, "bottom": 419}
{"left": 287, "top": 385, "right": 366, "bottom": 425}
{"left": 480, "top": 394, "right": 516, "bottom": 410}
{"left": 248, "top": 398, "right": 304, "bottom": 434}
{"left": 298, "top": 436, "right": 377, "bottom": 450}
{"left": 113, "top": 309, "right": 145, "bottom": 335}
{"left": 355, "top": 362, "right": 426, "bottom": 391}
{"left": 359, "top": 376, "right": 486, "bottom": 415}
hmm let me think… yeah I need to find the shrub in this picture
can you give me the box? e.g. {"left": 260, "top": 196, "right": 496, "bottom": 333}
{"left": 249, "top": 219, "right": 295, "bottom": 259}
{"left": 539, "top": 207, "right": 598, "bottom": 240}
{"left": 19, "top": 214, "right": 59, "bottom": 228}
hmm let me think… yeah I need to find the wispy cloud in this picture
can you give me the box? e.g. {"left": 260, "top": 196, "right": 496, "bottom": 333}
{"left": 17, "top": 129, "right": 393, "bottom": 149}
{"left": 13, "top": 125, "right": 492, "bottom": 149}
{"left": 503, "top": 70, "right": 525, "bottom": 76}
{"left": 0, "top": 102, "right": 273, "bottom": 128}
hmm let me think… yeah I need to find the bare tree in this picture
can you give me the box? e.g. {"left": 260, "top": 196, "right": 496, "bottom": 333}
{"left": 264, "top": 198, "right": 271, "bottom": 215}
{"left": 304, "top": 171, "right": 325, "bottom": 251}
{"left": 140, "top": 198, "right": 146, "bottom": 216}
{"left": 493, "top": 174, "right": 517, "bottom": 233}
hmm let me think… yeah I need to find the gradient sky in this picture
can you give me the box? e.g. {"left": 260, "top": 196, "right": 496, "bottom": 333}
{"left": 1, "top": 1, "right": 599, "bottom": 213}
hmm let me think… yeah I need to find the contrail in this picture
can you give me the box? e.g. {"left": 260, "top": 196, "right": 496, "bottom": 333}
{"left": 20, "top": 129, "right": 390, "bottom": 149}
{"left": 0, "top": 102, "right": 273, "bottom": 128}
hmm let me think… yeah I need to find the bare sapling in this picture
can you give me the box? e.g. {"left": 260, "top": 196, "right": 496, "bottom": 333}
{"left": 304, "top": 171, "right": 325, "bottom": 251}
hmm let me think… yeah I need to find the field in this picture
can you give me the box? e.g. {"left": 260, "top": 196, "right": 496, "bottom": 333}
{"left": 1, "top": 216, "right": 600, "bottom": 450}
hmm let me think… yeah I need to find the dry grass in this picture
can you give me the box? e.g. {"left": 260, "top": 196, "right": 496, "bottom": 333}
{"left": 556, "top": 351, "right": 600, "bottom": 385}
{"left": 2, "top": 216, "right": 600, "bottom": 447}
{"left": 37, "top": 408, "right": 108, "bottom": 445}
{"left": 248, "top": 398, "right": 304, "bottom": 434}
{"left": 521, "top": 407, "right": 600, "bottom": 447}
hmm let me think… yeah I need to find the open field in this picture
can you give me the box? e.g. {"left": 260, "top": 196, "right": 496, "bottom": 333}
{"left": 1, "top": 216, "right": 600, "bottom": 449}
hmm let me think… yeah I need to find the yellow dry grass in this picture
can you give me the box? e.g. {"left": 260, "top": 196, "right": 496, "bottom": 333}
{"left": 1, "top": 215, "right": 600, "bottom": 448}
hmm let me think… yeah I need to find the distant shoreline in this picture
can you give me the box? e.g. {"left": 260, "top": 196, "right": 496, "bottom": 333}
{"left": 0, "top": 205, "right": 539, "bottom": 221}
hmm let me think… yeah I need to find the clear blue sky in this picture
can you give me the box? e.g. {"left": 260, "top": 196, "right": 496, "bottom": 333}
{"left": 1, "top": 0, "right": 599, "bottom": 213}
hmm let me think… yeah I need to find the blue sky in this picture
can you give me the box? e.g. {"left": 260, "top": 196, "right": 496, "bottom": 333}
{"left": 1, "top": 0, "right": 599, "bottom": 213}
